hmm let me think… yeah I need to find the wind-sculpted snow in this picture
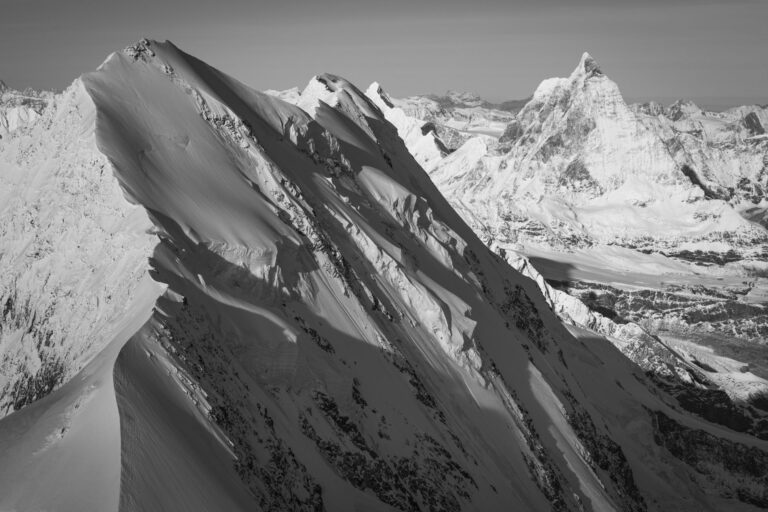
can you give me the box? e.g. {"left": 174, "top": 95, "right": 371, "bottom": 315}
{"left": 1, "top": 39, "right": 768, "bottom": 511}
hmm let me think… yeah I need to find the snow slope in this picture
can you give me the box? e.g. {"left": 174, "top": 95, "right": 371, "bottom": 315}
{"left": 0, "top": 40, "right": 767, "bottom": 511}
{"left": 0, "top": 275, "right": 160, "bottom": 512}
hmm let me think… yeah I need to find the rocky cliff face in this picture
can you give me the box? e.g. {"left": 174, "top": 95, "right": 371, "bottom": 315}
{"left": 1, "top": 41, "right": 767, "bottom": 511}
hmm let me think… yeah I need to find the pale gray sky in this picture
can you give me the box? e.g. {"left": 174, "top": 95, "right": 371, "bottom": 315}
{"left": 1, "top": 0, "right": 766, "bottom": 105}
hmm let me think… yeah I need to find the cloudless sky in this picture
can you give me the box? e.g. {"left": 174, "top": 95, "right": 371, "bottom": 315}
{"left": 1, "top": 0, "right": 766, "bottom": 106}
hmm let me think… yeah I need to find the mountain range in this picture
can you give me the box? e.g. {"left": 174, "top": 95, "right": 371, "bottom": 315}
{"left": 1, "top": 39, "right": 767, "bottom": 511}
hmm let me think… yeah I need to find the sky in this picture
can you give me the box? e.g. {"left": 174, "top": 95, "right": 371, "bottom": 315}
{"left": 1, "top": 0, "right": 766, "bottom": 106}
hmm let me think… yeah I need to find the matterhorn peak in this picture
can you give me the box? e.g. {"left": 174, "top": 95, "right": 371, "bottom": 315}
{"left": 573, "top": 51, "right": 603, "bottom": 79}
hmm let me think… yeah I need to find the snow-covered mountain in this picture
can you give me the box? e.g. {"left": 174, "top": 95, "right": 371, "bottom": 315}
{"left": 373, "top": 53, "right": 768, "bottom": 414}
{"left": 1, "top": 40, "right": 768, "bottom": 511}
{"left": 428, "top": 53, "right": 767, "bottom": 256}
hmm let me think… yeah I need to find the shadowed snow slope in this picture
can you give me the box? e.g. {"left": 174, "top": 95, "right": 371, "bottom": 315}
{"left": 1, "top": 40, "right": 768, "bottom": 511}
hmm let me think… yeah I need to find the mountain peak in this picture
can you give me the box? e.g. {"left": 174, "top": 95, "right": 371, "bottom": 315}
{"left": 297, "top": 73, "right": 386, "bottom": 125}
{"left": 123, "top": 37, "right": 157, "bottom": 62}
{"left": 575, "top": 52, "right": 603, "bottom": 79}
{"left": 367, "top": 81, "right": 395, "bottom": 108}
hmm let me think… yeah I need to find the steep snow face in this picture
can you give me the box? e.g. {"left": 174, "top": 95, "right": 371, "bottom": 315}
{"left": 0, "top": 79, "right": 160, "bottom": 417}
{"left": 3, "top": 40, "right": 768, "bottom": 512}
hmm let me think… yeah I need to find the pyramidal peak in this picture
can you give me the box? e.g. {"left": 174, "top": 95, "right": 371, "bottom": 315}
{"left": 525, "top": 51, "right": 621, "bottom": 112}
{"left": 572, "top": 51, "right": 604, "bottom": 80}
